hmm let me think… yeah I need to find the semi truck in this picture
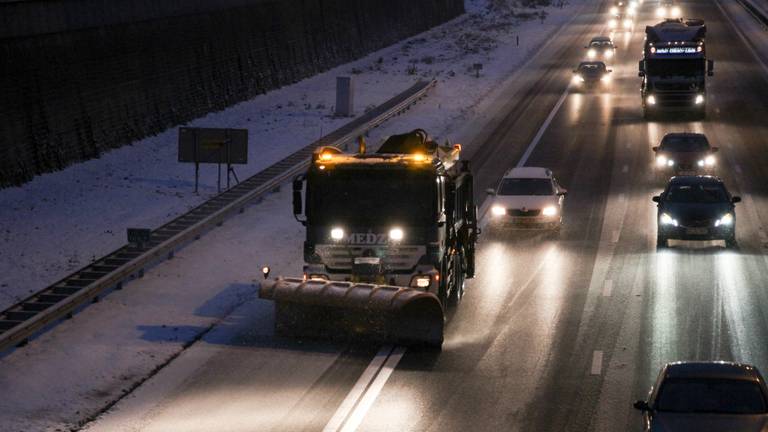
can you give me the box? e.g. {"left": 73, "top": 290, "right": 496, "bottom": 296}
{"left": 639, "top": 18, "right": 714, "bottom": 119}
{"left": 259, "top": 129, "right": 478, "bottom": 346}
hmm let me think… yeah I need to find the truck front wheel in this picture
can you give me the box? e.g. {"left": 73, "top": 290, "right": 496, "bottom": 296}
{"left": 448, "top": 253, "right": 465, "bottom": 306}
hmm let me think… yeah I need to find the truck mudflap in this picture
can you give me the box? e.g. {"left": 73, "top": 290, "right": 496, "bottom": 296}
{"left": 259, "top": 277, "right": 444, "bottom": 347}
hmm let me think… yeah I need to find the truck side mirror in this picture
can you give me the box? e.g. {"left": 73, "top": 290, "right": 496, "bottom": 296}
{"left": 608, "top": 69, "right": 613, "bottom": 73}
{"left": 292, "top": 175, "right": 306, "bottom": 224}
{"left": 732, "top": 196, "right": 742, "bottom": 203}
{"left": 652, "top": 146, "right": 659, "bottom": 152}
{"left": 652, "top": 196, "right": 660, "bottom": 203}
{"left": 708, "top": 59, "right": 714, "bottom": 76}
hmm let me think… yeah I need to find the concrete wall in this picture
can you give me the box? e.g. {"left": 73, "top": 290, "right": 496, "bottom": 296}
{"left": 0, "top": 0, "right": 464, "bottom": 187}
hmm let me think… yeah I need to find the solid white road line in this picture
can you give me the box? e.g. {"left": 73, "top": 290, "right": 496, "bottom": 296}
{"left": 339, "top": 346, "right": 406, "bottom": 432}
{"left": 602, "top": 279, "right": 613, "bottom": 297}
{"left": 515, "top": 86, "right": 571, "bottom": 168}
{"left": 591, "top": 351, "right": 604, "bottom": 375}
{"left": 322, "top": 345, "right": 395, "bottom": 432}
{"left": 714, "top": 0, "right": 768, "bottom": 80}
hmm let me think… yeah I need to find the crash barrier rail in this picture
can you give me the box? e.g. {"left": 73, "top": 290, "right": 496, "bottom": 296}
{"left": 0, "top": 79, "right": 437, "bottom": 353}
{"left": 736, "top": 0, "right": 768, "bottom": 28}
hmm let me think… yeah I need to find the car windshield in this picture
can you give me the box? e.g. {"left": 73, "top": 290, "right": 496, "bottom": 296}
{"left": 499, "top": 178, "right": 554, "bottom": 196}
{"left": 656, "top": 378, "right": 768, "bottom": 414}
{"left": 666, "top": 184, "right": 729, "bottom": 203}
{"left": 580, "top": 63, "right": 605, "bottom": 72}
{"left": 661, "top": 136, "right": 710, "bottom": 152}
{"left": 590, "top": 41, "right": 612, "bottom": 48}
{"left": 647, "top": 59, "right": 705, "bottom": 77}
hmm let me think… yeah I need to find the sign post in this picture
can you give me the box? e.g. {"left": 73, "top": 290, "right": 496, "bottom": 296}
{"left": 178, "top": 128, "right": 248, "bottom": 193}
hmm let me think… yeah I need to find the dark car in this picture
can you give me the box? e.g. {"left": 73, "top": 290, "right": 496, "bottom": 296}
{"left": 653, "top": 176, "right": 740, "bottom": 248}
{"left": 635, "top": 362, "right": 768, "bottom": 432}
{"left": 572, "top": 61, "right": 613, "bottom": 88}
{"left": 585, "top": 36, "right": 616, "bottom": 60}
{"left": 653, "top": 133, "right": 719, "bottom": 179}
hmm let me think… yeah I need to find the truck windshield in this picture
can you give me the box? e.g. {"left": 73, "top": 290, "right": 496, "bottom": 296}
{"left": 661, "top": 135, "right": 710, "bottom": 152}
{"left": 647, "top": 58, "right": 704, "bottom": 77}
{"left": 307, "top": 168, "right": 436, "bottom": 226}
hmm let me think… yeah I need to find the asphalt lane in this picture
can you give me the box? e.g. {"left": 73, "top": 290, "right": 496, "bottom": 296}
{"left": 356, "top": 0, "right": 768, "bottom": 431}
{"left": 83, "top": 0, "right": 768, "bottom": 430}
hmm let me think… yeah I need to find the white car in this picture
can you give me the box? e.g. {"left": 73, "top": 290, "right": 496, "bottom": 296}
{"left": 486, "top": 167, "right": 567, "bottom": 230}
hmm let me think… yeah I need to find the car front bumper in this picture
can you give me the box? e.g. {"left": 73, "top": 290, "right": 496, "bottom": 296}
{"left": 658, "top": 224, "right": 734, "bottom": 241}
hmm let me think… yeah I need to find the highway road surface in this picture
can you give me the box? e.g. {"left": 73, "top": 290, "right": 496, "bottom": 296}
{"left": 84, "top": 0, "right": 768, "bottom": 430}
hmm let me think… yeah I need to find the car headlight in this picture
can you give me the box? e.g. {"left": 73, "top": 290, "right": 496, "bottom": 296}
{"left": 623, "top": 19, "right": 632, "bottom": 28}
{"left": 331, "top": 227, "right": 345, "bottom": 240}
{"left": 572, "top": 74, "right": 585, "bottom": 84}
{"left": 542, "top": 206, "right": 558, "bottom": 217}
{"left": 660, "top": 213, "right": 678, "bottom": 226}
{"left": 667, "top": 159, "right": 675, "bottom": 167}
{"left": 715, "top": 213, "right": 733, "bottom": 227}
{"left": 656, "top": 7, "right": 666, "bottom": 17}
{"left": 656, "top": 155, "right": 668, "bottom": 166}
{"left": 601, "top": 74, "right": 611, "bottom": 82}
{"left": 671, "top": 6, "right": 681, "bottom": 16}
{"left": 705, "top": 155, "right": 715, "bottom": 166}
{"left": 609, "top": 19, "right": 618, "bottom": 27}
{"left": 492, "top": 205, "right": 507, "bottom": 216}
{"left": 611, "top": 6, "right": 619, "bottom": 14}
{"left": 588, "top": 49, "right": 597, "bottom": 58}
{"left": 695, "top": 94, "right": 704, "bottom": 105}
{"left": 647, "top": 94, "right": 656, "bottom": 105}
{"left": 605, "top": 49, "right": 614, "bottom": 58}
{"left": 628, "top": 8, "right": 636, "bottom": 16}
{"left": 389, "top": 227, "right": 404, "bottom": 241}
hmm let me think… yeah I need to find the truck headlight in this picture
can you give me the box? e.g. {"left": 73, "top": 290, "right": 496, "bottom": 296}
{"left": 647, "top": 95, "right": 656, "bottom": 105}
{"left": 656, "top": 155, "right": 667, "bottom": 166}
{"left": 542, "top": 206, "right": 558, "bottom": 217}
{"left": 715, "top": 213, "right": 733, "bottom": 227}
{"left": 331, "top": 227, "right": 345, "bottom": 240}
{"left": 492, "top": 205, "right": 507, "bottom": 216}
{"left": 671, "top": 6, "right": 681, "bottom": 16}
{"left": 695, "top": 94, "right": 704, "bottom": 105}
{"left": 389, "top": 227, "right": 404, "bottom": 241}
{"left": 411, "top": 275, "right": 431, "bottom": 288}
{"left": 705, "top": 155, "right": 715, "bottom": 166}
{"left": 587, "top": 49, "right": 597, "bottom": 58}
{"left": 656, "top": 7, "right": 667, "bottom": 17}
{"left": 660, "top": 213, "right": 678, "bottom": 226}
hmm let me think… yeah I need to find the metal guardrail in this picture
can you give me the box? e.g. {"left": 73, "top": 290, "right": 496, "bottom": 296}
{"left": 0, "top": 79, "right": 437, "bottom": 353}
{"left": 736, "top": 0, "right": 768, "bottom": 28}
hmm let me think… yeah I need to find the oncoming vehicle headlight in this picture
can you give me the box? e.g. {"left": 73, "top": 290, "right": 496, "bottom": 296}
{"left": 542, "top": 206, "right": 558, "bottom": 217}
{"left": 623, "top": 19, "right": 632, "bottom": 28}
{"left": 715, "top": 213, "right": 733, "bottom": 227}
{"left": 628, "top": 8, "right": 636, "bottom": 16}
{"left": 389, "top": 227, "right": 404, "bottom": 241}
{"left": 695, "top": 94, "right": 705, "bottom": 105}
{"left": 601, "top": 74, "right": 612, "bottom": 83}
{"left": 492, "top": 205, "right": 507, "bottom": 217}
{"left": 330, "top": 227, "right": 345, "bottom": 240}
{"left": 588, "top": 48, "right": 597, "bottom": 58}
{"left": 572, "top": 74, "right": 585, "bottom": 84}
{"left": 705, "top": 155, "right": 716, "bottom": 166}
{"left": 647, "top": 94, "right": 656, "bottom": 105}
{"left": 656, "top": 155, "right": 668, "bottom": 166}
{"left": 671, "top": 6, "right": 681, "bottom": 17}
{"left": 610, "top": 6, "right": 619, "bottom": 14}
{"left": 605, "top": 49, "right": 614, "bottom": 58}
{"left": 656, "top": 6, "right": 667, "bottom": 17}
{"left": 660, "top": 213, "right": 678, "bottom": 226}
{"left": 609, "top": 18, "right": 618, "bottom": 28}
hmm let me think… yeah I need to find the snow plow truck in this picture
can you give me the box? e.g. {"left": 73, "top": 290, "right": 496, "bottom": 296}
{"left": 259, "top": 129, "right": 479, "bottom": 347}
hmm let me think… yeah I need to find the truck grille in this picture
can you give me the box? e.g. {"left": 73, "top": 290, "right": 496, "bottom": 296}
{"left": 655, "top": 91, "right": 697, "bottom": 107}
{"left": 315, "top": 245, "right": 425, "bottom": 271}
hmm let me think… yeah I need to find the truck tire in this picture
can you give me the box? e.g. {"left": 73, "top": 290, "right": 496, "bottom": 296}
{"left": 448, "top": 254, "right": 465, "bottom": 306}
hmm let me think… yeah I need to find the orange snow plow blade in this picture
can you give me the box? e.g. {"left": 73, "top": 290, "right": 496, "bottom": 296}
{"left": 259, "top": 277, "right": 444, "bottom": 347}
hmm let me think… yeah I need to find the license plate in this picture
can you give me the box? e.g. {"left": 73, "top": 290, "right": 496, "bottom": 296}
{"left": 686, "top": 227, "right": 708, "bottom": 235}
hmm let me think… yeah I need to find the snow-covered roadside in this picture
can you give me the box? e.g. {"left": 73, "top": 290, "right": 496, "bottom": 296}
{"left": 1, "top": 0, "right": 580, "bottom": 311}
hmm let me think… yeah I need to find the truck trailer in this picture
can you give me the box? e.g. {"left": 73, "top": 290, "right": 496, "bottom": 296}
{"left": 639, "top": 19, "right": 714, "bottom": 119}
